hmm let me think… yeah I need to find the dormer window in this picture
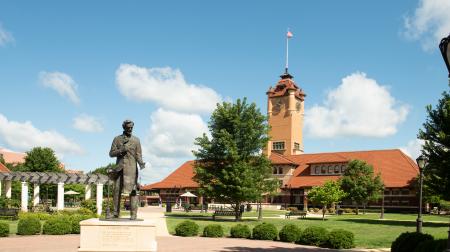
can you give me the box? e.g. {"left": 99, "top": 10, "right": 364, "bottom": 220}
{"left": 310, "top": 163, "right": 348, "bottom": 175}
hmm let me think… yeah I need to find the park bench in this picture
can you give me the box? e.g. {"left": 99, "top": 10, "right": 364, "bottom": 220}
{"left": 0, "top": 208, "right": 19, "bottom": 220}
{"left": 285, "top": 210, "right": 307, "bottom": 219}
{"left": 212, "top": 210, "right": 236, "bottom": 220}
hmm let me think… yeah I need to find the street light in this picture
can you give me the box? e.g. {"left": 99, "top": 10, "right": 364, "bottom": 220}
{"left": 416, "top": 155, "right": 426, "bottom": 233}
{"left": 439, "top": 33, "right": 450, "bottom": 252}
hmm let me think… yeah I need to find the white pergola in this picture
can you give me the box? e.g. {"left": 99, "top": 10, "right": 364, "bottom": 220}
{"left": 0, "top": 172, "right": 110, "bottom": 215}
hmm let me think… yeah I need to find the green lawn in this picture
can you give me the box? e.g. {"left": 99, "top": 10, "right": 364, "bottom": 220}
{"left": 165, "top": 211, "right": 450, "bottom": 249}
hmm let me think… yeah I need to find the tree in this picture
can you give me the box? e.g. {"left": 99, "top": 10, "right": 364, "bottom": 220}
{"left": 308, "top": 180, "right": 347, "bottom": 220}
{"left": 193, "top": 98, "right": 277, "bottom": 221}
{"left": 23, "top": 147, "right": 61, "bottom": 172}
{"left": 0, "top": 154, "right": 5, "bottom": 165}
{"left": 339, "top": 159, "right": 384, "bottom": 214}
{"left": 90, "top": 163, "right": 117, "bottom": 175}
{"left": 418, "top": 85, "right": 450, "bottom": 201}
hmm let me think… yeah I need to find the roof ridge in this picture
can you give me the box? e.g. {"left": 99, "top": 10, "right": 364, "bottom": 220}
{"left": 271, "top": 152, "right": 298, "bottom": 164}
{"left": 292, "top": 148, "right": 402, "bottom": 156}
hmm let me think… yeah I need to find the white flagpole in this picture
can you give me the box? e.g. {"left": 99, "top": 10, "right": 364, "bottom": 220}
{"left": 286, "top": 29, "right": 289, "bottom": 73}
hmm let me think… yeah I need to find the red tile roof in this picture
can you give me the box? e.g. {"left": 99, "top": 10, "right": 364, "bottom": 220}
{"left": 141, "top": 161, "right": 199, "bottom": 190}
{"left": 142, "top": 149, "right": 418, "bottom": 190}
{"left": 266, "top": 78, "right": 306, "bottom": 101}
{"left": 0, "top": 149, "right": 26, "bottom": 164}
{"left": 286, "top": 149, "right": 418, "bottom": 188}
{"left": 0, "top": 162, "right": 11, "bottom": 173}
{"left": 270, "top": 152, "right": 298, "bottom": 165}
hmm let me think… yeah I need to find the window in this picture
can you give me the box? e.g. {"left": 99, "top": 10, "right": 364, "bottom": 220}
{"left": 294, "top": 142, "right": 301, "bottom": 150}
{"left": 278, "top": 167, "right": 283, "bottom": 174}
{"left": 315, "top": 166, "right": 320, "bottom": 174}
{"left": 328, "top": 165, "right": 333, "bottom": 174}
{"left": 272, "top": 141, "right": 285, "bottom": 150}
{"left": 273, "top": 167, "right": 278, "bottom": 174}
{"left": 334, "top": 165, "right": 340, "bottom": 174}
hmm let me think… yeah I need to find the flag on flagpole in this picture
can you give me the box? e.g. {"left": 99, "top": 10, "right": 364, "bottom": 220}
{"left": 287, "top": 30, "right": 293, "bottom": 38}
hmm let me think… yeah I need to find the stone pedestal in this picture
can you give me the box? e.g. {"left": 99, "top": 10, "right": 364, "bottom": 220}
{"left": 79, "top": 218, "right": 157, "bottom": 252}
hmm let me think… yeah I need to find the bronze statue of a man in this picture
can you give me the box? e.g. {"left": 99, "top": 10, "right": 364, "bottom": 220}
{"left": 109, "top": 120, "right": 145, "bottom": 220}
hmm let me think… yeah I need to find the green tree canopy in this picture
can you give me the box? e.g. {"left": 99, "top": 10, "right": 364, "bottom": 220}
{"left": 0, "top": 154, "right": 5, "bottom": 165}
{"left": 418, "top": 84, "right": 450, "bottom": 201}
{"left": 308, "top": 180, "right": 347, "bottom": 220}
{"left": 90, "top": 163, "right": 117, "bottom": 175}
{"left": 193, "top": 98, "right": 277, "bottom": 221}
{"left": 23, "top": 147, "right": 62, "bottom": 172}
{"left": 339, "top": 159, "right": 384, "bottom": 214}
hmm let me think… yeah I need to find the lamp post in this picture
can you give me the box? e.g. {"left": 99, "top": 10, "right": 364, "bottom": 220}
{"left": 439, "top": 33, "right": 450, "bottom": 251}
{"left": 416, "top": 155, "right": 426, "bottom": 233}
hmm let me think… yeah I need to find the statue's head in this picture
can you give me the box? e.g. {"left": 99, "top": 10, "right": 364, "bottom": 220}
{"left": 122, "top": 120, "right": 134, "bottom": 136}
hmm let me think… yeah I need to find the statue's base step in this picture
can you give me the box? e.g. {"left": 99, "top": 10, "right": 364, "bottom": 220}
{"left": 78, "top": 218, "right": 157, "bottom": 252}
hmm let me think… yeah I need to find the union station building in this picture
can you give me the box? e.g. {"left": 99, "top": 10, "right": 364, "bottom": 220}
{"left": 141, "top": 71, "right": 419, "bottom": 211}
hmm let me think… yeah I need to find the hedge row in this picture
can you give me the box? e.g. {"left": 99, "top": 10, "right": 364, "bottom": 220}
{"left": 173, "top": 221, "right": 354, "bottom": 249}
{"left": 16, "top": 213, "right": 92, "bottom": 236}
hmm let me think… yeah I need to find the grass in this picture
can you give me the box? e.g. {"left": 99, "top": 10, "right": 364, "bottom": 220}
{"left": 165, "top": 210, "right": 450, "bottom": 249}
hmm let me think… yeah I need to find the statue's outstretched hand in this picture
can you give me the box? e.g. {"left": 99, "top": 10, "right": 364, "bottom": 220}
{"left": 139, "top": 162, "right": 146, "bottom": 170}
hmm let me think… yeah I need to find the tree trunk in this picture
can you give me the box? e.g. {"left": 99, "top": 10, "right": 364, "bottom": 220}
{"left": 322, "top": 206, "right": 326, "bottom": 220}
{"left": 234, "top": 203, "right": 241, "bottom": 221}
{"left": 356, "top": 205, "right": 359, "bottom": 215}
{"left": 363, "top": 204, "right": 366, "bottom": 214}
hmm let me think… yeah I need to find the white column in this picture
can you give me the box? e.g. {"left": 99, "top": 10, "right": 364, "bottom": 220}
{"left": 57, "top": 182, "right": 64, "bottom": 211}
{"left": 96, "top": 183, "right": 103, "bottom": 216}
{"left": 21, "top": 182, "right": 28, "bottom": 212}
{"left": 5, "top": 180, "right": 11, "bottom": 199}
{"left": 33, "top": 184, "right": 40, "bottom": 207}
{"left": 85, "top": 184, "right": 91, "bottom": 200}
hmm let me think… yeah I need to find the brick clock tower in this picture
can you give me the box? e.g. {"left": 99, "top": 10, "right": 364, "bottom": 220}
{"left": 266, "top": 71, "right": 306, "bottom": 156}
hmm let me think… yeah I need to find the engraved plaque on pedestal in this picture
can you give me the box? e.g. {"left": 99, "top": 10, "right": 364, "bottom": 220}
{"left": 78, "top": 218, "right": 157, "bottom": 252}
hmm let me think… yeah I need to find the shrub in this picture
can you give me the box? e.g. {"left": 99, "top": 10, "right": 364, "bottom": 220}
{"left": 343, "top": 208, "right": 353, "bottom": 213}
{"left": 43, "top": 215, "right": 72, "bottom": 235}
{"left": 0, "top": 222, "right": 9, "bottom": 237}
{"left": 327, "top": 208, "right": 336, "bottom": 214}
{"left": 326, "top": 229, "right": 355, "bottom": 249}
{"left": 391, "top": 232, "right": 434, "bottom": 252}
{"left": 297, "top": 226, "right": 328, "bottom": 247}
{"left": 230, "top": 224, "right": 251, "bottom": 238}
{"left": 76, "top": 207, "right": 95, "bottom": 217}
{"left": 80, "top": 199, "right": 97, "bottom": 214}
{"left": 18, "top": 212, "right": 51, "bottom": 221}
{"left": 69, "top": 214, "right": 92, "bottom": 234}
{"left": 175, "top": 221, "right": 199, "bottom": 237}
{"left": 279, "top": 224, "right": 301, "bottom": 243}
{"left": 286, "top": 207, "right": 298, "bottom": 211}
{"left": 252, "top": 223, "right": 278, "bottom": 241}
{"left": 203, "top": 224, "right": 224, "bottom": 237}
{"left": 313, "top": 208, "right": 320, "bottom": 213}
{"left": 17, "top": 216, "right": 41, "bottom": 235}
{"left": 414, "top": 239, "right": 447, "bottom": 252}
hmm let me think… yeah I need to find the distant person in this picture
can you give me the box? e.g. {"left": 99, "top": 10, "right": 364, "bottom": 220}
{"left": 109, "top": 120, "right": 145, "bottom": 220}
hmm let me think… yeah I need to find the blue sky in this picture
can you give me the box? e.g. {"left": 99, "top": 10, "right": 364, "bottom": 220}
{"left": 0, "top": 0, "right": 449, "bottom": 183}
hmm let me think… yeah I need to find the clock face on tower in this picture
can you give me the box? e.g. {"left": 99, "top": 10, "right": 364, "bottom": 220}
{"left": 296, "top": 101, "right": 301, "bottom": 111}
{"left": 273, "top": 98, "right": 283, "bottom": 113}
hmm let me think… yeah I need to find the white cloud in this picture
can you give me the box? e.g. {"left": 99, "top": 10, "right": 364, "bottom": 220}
{"left": 403, "top": 0, "right": 450, "bottom": 51}
{"left": 115, "top": 64, "right": 222, "bottom": 114}
{"left": 73, "top": 114, "right": 104, "bottom": 133}
{"left": 400, "top": 139, "right": 425, "bottom": 160}
{"left": 39, "top": 71, "right": 80, "bottom": 104}
{"left": 0, "top": 114, "right": 84, "bottom": 158}
{"left": 305, "top": 72, "right": 409, "bottom": 138}
{"left": 140, "top": 108, "right": 209, "bottom": 182}
{"left": 0, "top": 23, "right": 14, "bottom": 47}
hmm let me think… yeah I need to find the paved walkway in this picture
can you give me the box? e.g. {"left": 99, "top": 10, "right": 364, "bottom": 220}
{"left": 0, "top": 206, "right": 388, "bottom": 252}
